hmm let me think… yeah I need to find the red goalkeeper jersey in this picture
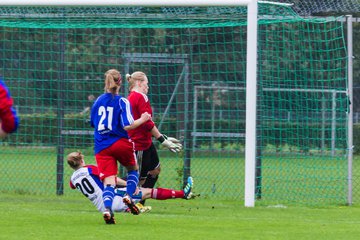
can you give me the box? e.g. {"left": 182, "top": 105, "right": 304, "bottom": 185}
{"left": 127, "top": 91, "right": 155, "bottom": 150}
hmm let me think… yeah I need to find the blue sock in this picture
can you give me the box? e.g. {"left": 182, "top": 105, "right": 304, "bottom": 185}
{"left": 126, "top": 170, "right": 139, "bottom": 197}
{"left": 103, "top": 185, "right": 115, "bottom": 210}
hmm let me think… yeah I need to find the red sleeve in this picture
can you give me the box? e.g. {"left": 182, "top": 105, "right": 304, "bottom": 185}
{"left": 69, "top": 181, "right": 76, "bottom": 189}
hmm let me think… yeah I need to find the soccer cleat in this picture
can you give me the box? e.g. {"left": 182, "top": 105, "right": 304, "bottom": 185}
{"left": 135, "top": 202, "right": 144, "bottom": 208}
{"left": 103, "top": 209, "right": 115, "bottom": 224}
{"left": 136, "top": 203, "right": 152, "bottom": 213}
{"left": 123, "top": 195, "right": 140, "bottom": 215}
{"left": 183, "top": 176, "right": 194, "bottom": 200}
{"left": 187, "top": 192, "right": 200, "bottom": 199}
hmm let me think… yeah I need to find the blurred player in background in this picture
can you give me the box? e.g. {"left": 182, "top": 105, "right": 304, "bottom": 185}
{"left": 126, "top": 71, "right": 182, "bottom": 207}
{"left": 90, "top": 69, "right": 151, "bottom": 224}
{"left": 67, "top": 151, "right": 194, "bottom": 224}
{"left": 0, "top": 77, "right": 19, "bottom": 138}
{"left": 80, "top": 94, "right": 96, "bottom": 115}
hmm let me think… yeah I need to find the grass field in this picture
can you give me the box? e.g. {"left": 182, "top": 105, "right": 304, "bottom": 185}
{"left": 1, "top": 146, "right": 360, "bottom": 239}
{"left": 2, "top": 146, "right": 359, "bottom": 205}
{"left": 1, "top": 193, "right": 360, "bottom": 240}
{"left": 1, "top": 145, "right": 359, "bottom": 205}
{"left": 0, "top": 146, "right": 243, "bottom": 199}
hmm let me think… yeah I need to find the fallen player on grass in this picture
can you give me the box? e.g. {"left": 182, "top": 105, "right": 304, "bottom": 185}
{"left": 67, "top": 151, "right": 194, "bottom": 224}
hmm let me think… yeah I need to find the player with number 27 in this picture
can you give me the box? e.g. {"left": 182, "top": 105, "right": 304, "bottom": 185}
{"left": 90, "top": 69, "right": 151, "bottom": 224}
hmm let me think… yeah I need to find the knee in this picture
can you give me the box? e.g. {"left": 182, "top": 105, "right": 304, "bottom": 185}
{"left": 148, "top": 167, "right": 161, "bottom": 177}
{"left": 139, "top": 179, "right": 146, "bottom": 186}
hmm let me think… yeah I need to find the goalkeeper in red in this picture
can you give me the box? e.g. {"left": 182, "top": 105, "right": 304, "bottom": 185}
{"left": 126, "top": 71, "right": 182, "bottom": 206}
{"left": 0, "top": 77, "right": 19, "bottom": 138}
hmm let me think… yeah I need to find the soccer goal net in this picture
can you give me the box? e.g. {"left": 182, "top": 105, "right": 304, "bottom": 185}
{"left": 0, "top": 1, "right": 350, "bottom": 206}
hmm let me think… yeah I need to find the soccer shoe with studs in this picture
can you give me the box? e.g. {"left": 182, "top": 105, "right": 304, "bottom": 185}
{"left": 136, "top": 203, "right": 152, "bottom": 213}
{"left": 183, "top": 176, "right": 194, "bottom": 200}
{"left": 123, "top": 195, "right": 140, "bottom": 215}
{"left": 103, "top": 209, "right": 115, "bottom": 224}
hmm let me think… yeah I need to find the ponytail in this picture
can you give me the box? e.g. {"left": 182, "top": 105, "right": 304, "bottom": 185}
{"left": 127, "top": 71, "right": 146, "bottom": 91}
{"left": 104, "top": 69, "right": 122, "bottom": 94}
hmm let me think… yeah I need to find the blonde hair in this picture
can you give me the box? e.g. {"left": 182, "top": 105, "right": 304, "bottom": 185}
{"left": 104, "top": 69, "right": 122, "bottom": 94}
{"left": 126, "top": 71, "right": 147, "bottom": 91}
{"left": 67, "top": 151, "right": 84, "bottom": 170}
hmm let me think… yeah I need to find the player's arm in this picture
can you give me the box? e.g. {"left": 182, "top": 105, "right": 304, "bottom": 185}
{"left": 119, "top": 98, "right": 151, "bottom": 130}
{"left": 133, "top": 93, "right": 182, "bottom": 152}
{"left": 150, "top": 125, "right": 163, "bottom": 139}
{"left": 128, "top": 112, "right": 151, "bottom": 130}
{"left": 151, "top": 125, "right": 182, "bottom": 153}
{"left": 123, "top": 112, "right": 151, "bottom": 130}
{"left": 128, "top": 92, "right": 181, "bottom": 152}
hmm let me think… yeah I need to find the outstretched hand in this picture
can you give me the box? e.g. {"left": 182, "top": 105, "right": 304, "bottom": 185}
{"left": 166, "top": 136, "right": 181, "bottom": 144}
{"left": 157, "top": 135, "right": 183, "bottom": 153}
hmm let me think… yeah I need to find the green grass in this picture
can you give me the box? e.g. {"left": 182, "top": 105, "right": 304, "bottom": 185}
{"left": 1, "top": 146, "right": 360, "bottom": 239}
{"left": 1, "top": 145, "right": 360, "bottom": 205}
{"left": 0, "top": 146, "right": 243, "bottom": 199}
{"left": 1, "top": 193, "right": 360, "bottom": 240}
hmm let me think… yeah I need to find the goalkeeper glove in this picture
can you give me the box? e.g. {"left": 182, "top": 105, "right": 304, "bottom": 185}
{"left": 157, "top": 134, "right": 182, "bottom": 153}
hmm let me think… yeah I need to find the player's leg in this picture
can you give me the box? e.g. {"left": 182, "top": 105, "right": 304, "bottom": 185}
{"left": 140, "top": 176, "right": 194, "bottom": 200}
{"left": 110, "top": 138, "right": 140, "bottom": 197}
{"left": 125, "top": 165, "right": 139, "bottom": 198}
{"left": 110, "top": 139, "right": 141, "bottom": 215}
{"left": 136, "top": 150, "right": 148, "bottom": 186}
{"left": 143, "top": 167, "right": 160, "bottom": 190}
{"left": 114, "top": 187, "right": 151, "bottom": 213}
{"left": 103, "top": 175, "right": 117, "bottom": 210}
{"left": 139, "top": 143, "right": 160, "bottom": 205}
{"left": 122, "top": 164, "right": 141, "bottom": 215}
{"left": 111, "top": 194, "right": 131, "bottom": 213}
{"left": 95, "top": 152, "right": 118, "bottom": 224}
{"left": 183, "top": 176, "right": 194, "bottom": 199}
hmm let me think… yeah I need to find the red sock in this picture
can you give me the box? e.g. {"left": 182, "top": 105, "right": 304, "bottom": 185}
{"left": 151, "top": 188, "right": 184, "bottom": 200}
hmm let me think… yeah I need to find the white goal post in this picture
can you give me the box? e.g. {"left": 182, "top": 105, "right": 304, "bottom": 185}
{"left": 0, "top": 0, "right": 259, "bottom": 207}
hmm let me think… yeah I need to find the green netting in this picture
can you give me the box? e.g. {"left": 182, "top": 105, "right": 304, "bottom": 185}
{"left": 257, "top": 18, "right": 348, "bottom": 204}
{"left": 277, "top": 0, "right": 360, "bottom": 16}
{"left": 0, "top": 5, "right": 301, "bottom": 28}
{"left": 0, "top": 3, "right": 350, "bottom": 206}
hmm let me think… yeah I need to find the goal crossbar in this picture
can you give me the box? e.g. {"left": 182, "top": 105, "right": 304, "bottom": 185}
{"left": 0, "top": 0, "right": 253, "bottom": 7}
